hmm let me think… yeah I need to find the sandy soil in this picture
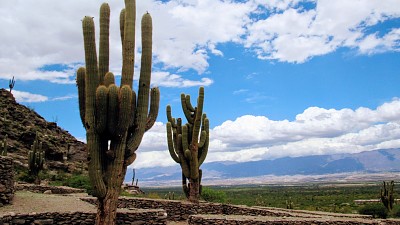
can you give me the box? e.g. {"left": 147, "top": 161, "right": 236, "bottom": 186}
{"left": 0, "top": 191, "right": 96, "bottom": 216}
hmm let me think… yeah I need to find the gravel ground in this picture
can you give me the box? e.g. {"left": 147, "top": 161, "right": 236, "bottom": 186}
{"left": 0, "top": 191, "right": 96, "bottom": 216}
{"left": 1, "top": 191, "right": 188, "bottom": 224}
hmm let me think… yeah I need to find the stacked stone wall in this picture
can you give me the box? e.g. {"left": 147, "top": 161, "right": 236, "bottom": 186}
{"left": 15, "top": 183, "right": 85, "bottom": 194}
{"left": 0, "top": 209, "right": 167, "bottom": 224}
{"left": 0, "top": 156, "right": 14, "bottom": 206}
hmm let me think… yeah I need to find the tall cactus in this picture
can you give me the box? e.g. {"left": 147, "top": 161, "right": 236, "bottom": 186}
{"left": 28, "top": 132, "right": 45, "bottom": 185}
{"left": 380, "top": 180, "right": 395, "bottom": 211}
{"left": 0, "top": 135, "right": 7, "bottom": 156}
{"left": 76, "top": 1, "right": 159, "bottom": 224}
{"left": 166, "top": 87, "right": 209, "bottom": 202}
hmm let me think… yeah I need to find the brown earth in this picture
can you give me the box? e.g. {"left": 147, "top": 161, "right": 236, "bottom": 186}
{"left": 0, "top": 191, "right": 187, "bottom": 224}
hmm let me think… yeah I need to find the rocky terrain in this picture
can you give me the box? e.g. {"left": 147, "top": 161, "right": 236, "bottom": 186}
{"left": 0, "top": 88, "right": 86, "bottom": 175}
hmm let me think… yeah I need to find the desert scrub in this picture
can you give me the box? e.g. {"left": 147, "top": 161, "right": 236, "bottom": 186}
{"left": 201, "top": 186, "right": 227, "bottom": 203}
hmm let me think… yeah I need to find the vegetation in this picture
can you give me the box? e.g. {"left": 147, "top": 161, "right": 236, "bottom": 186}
{"left": 76, "top": 0, "right": 159, "bottom": 224}
{"left": 8, "top": 76, "right": 15, "bottom": 93}
{"left": 201, "top": 186, "right": 227, "bottom": 203}
{"left": 138, "top": 183, "right": 400, "bottom": 216}
{"left": 28, "top": 132, "right": 45, "bottom": 185}
{"left": 380, "top": 180, "right": 395, "bottom": 211}
{"left": 358, "top": 204, "right": 388, "bottom": 218}
{"left": 166, "top": 87, "right": 209, "bottom": 203}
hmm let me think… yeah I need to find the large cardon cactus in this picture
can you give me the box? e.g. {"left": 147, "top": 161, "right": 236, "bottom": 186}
{"left": 76, "top": 0, "right": 159, "bottom": 224}
{"left": 166, "top": 87, "right": 209, "bottom": 202}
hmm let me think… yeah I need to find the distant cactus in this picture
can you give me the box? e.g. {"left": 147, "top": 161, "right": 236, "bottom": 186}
{"left": 380, "top": 180, "right": 394, "bottom": 211}
{"left": 0, "top": 135, "right": 7, "bottom": 156}
{"left": 8, "top": 76, "right": 15, "bottom": 93}
{"left": 28, "top": 132, "right": 45, "bottom": 185}
{"left": 166, "top": 87, "right": 209, "bottom": 203}
{"left": 76, "top": 1, "right": 159, "bottom": 224}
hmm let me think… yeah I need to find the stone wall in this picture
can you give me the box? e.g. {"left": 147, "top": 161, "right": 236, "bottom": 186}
{"left": 188, "top": 214, "right": 400, "bottom": 225}
{"left": 15, "top": 183, "right": 85, "bottom": 194}
{"left": 0, "top": 156, "right": 14, "bottom": 206}
{"left": 0, "top": 209, "right": 167, "bottom": 224}
{"left": 81, "top": 197, "right": 376, "bottom": 222}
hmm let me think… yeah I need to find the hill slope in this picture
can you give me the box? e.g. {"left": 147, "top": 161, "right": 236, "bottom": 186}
{"left": 0, "top": 88, "right": 86, "bottom": 173}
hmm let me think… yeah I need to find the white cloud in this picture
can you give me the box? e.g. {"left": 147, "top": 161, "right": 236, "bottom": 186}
{"left": 12, "top": 90, "right": 49, "bottom": 103}
{"left": 1, "top": 0, "right": 399, "bottom": 84}
{"left": 152, "top": 72, "right": 213, "bottom": 88}
{"left": 133, "top": 99, "right": 400, "bottom": 168}
{"left": 11, "top": 90, "right": 77, "bottom": 103}
{"left": 244, "top": 0, "right": 400, "bottom": 62}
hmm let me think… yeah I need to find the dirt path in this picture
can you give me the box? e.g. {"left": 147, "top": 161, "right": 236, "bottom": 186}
{"left": 1, "top": 191, "right": 189, "bottom": 224}
{"left": 0, "top": 191, "right": 96, "bottom": 216}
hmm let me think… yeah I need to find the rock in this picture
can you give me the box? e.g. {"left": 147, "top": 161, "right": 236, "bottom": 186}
{"left": 43, "top": 190, "right": 52, "bottom": 194}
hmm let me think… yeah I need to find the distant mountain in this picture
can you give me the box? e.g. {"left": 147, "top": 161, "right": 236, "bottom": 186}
{"left": 127, "top": 148, "right": 400, "bottom": 185}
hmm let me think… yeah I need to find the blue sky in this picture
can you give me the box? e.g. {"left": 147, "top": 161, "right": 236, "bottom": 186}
{"left": 1, "top": 0, "right": 400, "bottom": 168}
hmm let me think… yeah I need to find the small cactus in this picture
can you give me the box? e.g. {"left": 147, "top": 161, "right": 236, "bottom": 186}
{"left": 28, "top": 132, "right": 45, "bottom": 185}
{"left": 0, "top": 135, "right": 7, "bottom": 156}
{"left": 381, "top": 180, "right": 395, "bottom": 211}
{"left": 8, "top": 76, "right": 15, "bottom": 93}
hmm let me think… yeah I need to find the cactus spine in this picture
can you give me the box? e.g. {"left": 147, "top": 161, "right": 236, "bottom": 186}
{"left": 28, "top": 132, "right": 45, "bottom": 185}
{"left": 0, "top": 135, "right": 7, "bottom": 156}
{"left": 166, "top": 87, "right": 209, "bottom": 202}
{"left": 380, "top": 180, "right": 394, "bottom": 211}
{"left": 77, "top": 1, "right": 159, "bottom": 224}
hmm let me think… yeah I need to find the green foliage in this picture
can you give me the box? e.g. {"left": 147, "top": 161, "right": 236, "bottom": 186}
{"left": 48, "top": 172, "right": 94, "bottom": 195}
{"left": 389, "top": 205, "right": 400, "bottom": 218}
{"left": 358, "top": 204, "right": 388, "bottom": 219}
{"left": 201, "top": 187, "right": 227, "bottom": 203}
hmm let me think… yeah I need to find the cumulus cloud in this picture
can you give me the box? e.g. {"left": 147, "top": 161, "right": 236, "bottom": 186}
{"left": 134, "top": 99, "right": 400, "bottom": 168}
{"left": 1, "top": 0, "right": 399, "bottom": 84}
{"left": 12, "top": 90, "right": 76, "bottom": 103}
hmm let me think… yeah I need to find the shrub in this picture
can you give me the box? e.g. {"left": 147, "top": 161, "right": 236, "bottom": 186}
{"left": 358, "top": 204, "right": 388, "bottom": 219}
{"left": 389, "top": 205, "right": 400, "bottom": 218}
{"left": 201, "top": 187, "right": 227, "bottom": 203}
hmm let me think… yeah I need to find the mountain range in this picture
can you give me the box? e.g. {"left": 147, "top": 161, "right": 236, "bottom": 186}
{"left": 127, "top": 148, "right": 400, "bottom": 186}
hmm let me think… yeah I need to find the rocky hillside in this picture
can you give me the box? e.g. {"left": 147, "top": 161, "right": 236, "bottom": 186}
{"left": 0, "top": 88, "right": 86, "bottom": 173}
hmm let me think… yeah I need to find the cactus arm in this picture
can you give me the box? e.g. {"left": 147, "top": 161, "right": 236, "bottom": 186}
{"left": 198, "top": 117, "right": 209, "bottom": 165}
{"left": 121, "top": 0, "right": 136, "bottom": 88}
{"left": 99, "top": 3, "right": 110, "bottom": 83}
{"left": 95, "top": 85, "right": 108, "bottom": 133}
{"left": 116, "top": 85, "right": 133, "bottom": 136}
{"left": 120, "top": 8, "right": 125, "bottom": 46}
{"left": 82, "top": 16, "right": 99, "bottom": 129}
{"left": 185, "top": 95, "right": 195, "bottom": 112}
{"left": 166, "top": 105, "right": 176, "bottom": 128}
{"left": 181, "top": 94, "right": 194, "bottom": 124}
{"left": 167, "top": 122, "right": 180, "bottom": 163}
{"left": 126, "top": 12, "right": 153, "bottom": 156}
{"left": 104, "top": 72, "right": 115, "bottom": 87}
{"left": 145, "top": 87, "right": 160, "bottom": 131}
{"left": 106, "top": 84, "right": 119, "bottom": 135}
{"left": 191, "top": 87, "right": 204, "bottom": 144}
{"left": 76, "top": 67, "right": 86, "bottom": 127}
